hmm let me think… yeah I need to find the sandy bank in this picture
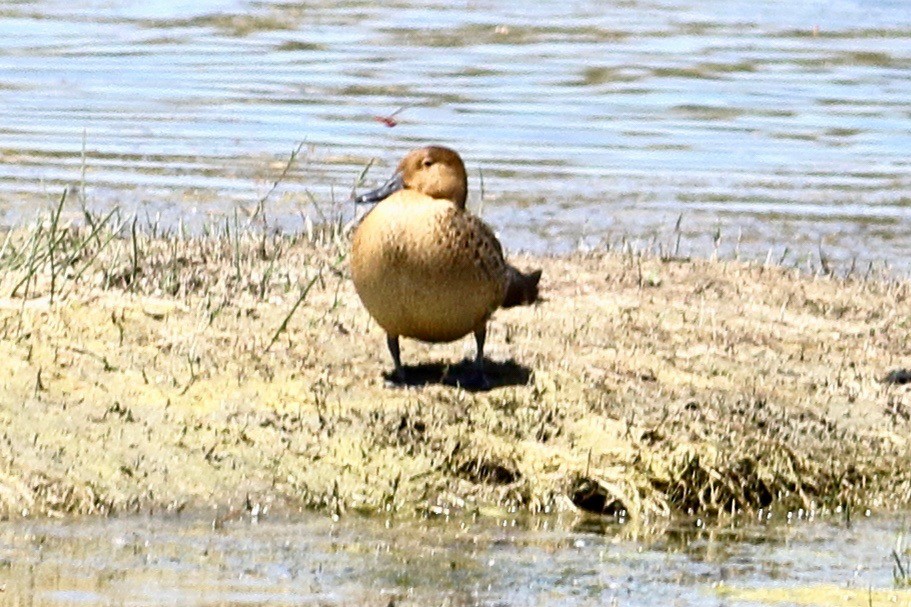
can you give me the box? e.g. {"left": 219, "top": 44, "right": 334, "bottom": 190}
{"left": 0, "top": 215, "right": 909, "bottom": 520}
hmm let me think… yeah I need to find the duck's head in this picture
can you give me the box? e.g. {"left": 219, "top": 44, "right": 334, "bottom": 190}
{"left": 355, "top": 146, "right": 468, "bottom": 209}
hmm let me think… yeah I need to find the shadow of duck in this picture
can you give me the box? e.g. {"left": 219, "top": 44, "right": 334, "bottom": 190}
{"left": 382, "top": 357, "right": 532, "bottom": 392}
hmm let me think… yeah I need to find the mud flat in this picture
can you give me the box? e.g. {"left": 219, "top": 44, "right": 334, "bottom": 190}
{"left": 0, "top": 210, "right": 909, "bottom": 521}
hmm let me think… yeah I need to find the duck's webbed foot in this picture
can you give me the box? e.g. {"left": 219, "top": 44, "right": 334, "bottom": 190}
{"left": 460, "top": 366, "right": 491, "bottom": 391}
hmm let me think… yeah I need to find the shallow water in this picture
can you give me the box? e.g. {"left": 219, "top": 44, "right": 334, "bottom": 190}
{"left": 0, "top": 513, "right": 907, "bottom": 606}
{"left": 1, "top": 0, "right": 911, "bottom": 269}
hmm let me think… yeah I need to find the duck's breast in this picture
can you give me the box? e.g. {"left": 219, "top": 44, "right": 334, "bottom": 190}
{"left": 351, "top": 195, "right": 507, "bottom": 342}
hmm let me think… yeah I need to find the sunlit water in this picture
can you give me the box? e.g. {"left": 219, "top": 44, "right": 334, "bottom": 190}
{"left": 0, "top": 513, "right": 906, "bottom": 606}
{"left": 1, "top": 0, "right": 910, "bottom": 269}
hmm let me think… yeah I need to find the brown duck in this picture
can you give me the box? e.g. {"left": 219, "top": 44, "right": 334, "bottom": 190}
{"left": 350, "top": 146, "right": 542, "bottom": 388}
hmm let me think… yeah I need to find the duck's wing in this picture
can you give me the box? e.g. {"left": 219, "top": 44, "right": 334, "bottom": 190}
{"left": 461, "top": 213, "right": 508, "bottom": 276}
{"left": 461, "top": 214, "right": 542, "bottom": 308}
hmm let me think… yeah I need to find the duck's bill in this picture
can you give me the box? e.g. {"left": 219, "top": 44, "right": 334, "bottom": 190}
{"left": 354, "top": 172, "right": 404, "bottom": 204}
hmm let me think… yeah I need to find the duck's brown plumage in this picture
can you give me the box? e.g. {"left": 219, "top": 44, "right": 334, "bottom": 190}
{"left": 350, "top": 145, "right": 541, "bottom": 387}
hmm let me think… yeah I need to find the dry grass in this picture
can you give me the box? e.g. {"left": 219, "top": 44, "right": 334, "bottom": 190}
{"left": 0, "top": 198, "right": 910, "bottom": 522}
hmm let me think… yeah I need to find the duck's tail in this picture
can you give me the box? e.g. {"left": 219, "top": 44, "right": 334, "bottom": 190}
{"left": 502, "top": 266, "right": 542, "bottom": 308}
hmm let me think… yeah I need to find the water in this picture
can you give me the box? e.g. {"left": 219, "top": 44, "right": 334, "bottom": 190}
{"left": 1, "top": 0, "right": 910, "bottom": 268}
{"left": 0, "top": 513, "right": 906, "bottom": 606}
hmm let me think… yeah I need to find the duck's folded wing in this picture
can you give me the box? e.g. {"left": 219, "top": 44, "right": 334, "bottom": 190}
{"left": 463, "top": 215, "right": 542, "bottom": 308}
{"left": 462, "top": 214, "right": 507, "bottom": 278}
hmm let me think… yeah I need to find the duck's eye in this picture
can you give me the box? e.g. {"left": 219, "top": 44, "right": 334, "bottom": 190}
{"left": 421, "top": 158, "right": 434, "bottom": 168}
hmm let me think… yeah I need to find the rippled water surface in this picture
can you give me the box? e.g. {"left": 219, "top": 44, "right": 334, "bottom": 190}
{"left": 0, "top": 513, "right": 908, "bottom": 606}
{"left": 2, "top": 0, "right": 911, "bottom": 267}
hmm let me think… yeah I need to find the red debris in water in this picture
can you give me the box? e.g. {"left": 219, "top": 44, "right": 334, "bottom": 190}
{"left": 372, "top": 105, "right": 409, "bottom": 128}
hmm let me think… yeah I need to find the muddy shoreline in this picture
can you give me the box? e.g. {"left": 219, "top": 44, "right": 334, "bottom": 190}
{"left": 1, "top": 214, "right": 909, "bottom": 521}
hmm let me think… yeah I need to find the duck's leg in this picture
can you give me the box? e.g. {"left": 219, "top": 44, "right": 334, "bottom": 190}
{"left": 386, "top": 334, "right": 406, "bottom": 383}
{"left": 463, "top": 326, "right": 491, "bottom": 390}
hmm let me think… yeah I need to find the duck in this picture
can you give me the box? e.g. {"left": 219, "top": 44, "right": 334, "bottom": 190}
{"left": 350, "top": 145, "right": 542, "bottom": 389}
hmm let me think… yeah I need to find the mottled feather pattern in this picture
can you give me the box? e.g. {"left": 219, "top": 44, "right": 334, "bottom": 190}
{"left": 436, "top": 208, "right": 508, "bottom": 295}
